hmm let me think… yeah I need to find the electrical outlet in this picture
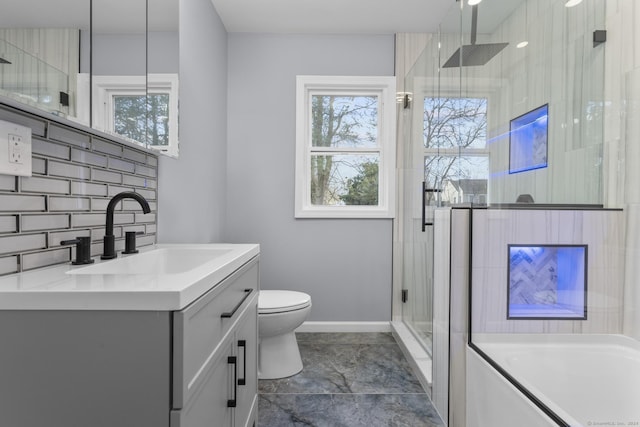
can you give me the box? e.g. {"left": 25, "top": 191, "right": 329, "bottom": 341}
{"left": 0, "top": 120, "right": 32, "bottom": 176}
{"left": 9, "top": 134, "right": 24, "bottom": 164}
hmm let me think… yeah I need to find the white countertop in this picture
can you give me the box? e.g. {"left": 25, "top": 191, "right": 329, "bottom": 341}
{"left": 0, "top": 243, "right": 260, "bottom": 311}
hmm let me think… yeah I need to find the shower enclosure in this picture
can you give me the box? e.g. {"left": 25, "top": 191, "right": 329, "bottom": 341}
{"left": 394, "top": 0, "right": 623, "bottom": 425}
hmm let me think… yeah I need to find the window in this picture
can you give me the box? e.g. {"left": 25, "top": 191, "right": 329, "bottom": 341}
{"left": 423, "top": 96, "right": 489, "bottom": 206}
{"left": 295, "top": 76, "right": 396, "bottom": 218}
{"left": 92, "top": 74, "right": 179, "bottom": 157}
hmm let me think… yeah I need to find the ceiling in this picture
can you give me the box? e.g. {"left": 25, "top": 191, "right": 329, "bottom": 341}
{"left": 0, "top": 0, "right": 520, "bottom": 35}
{"left": 209, "top": 0, "right": 455, "bottom": 34}
{"left": 0, "top": 0, "right": 178, "bottom": 32}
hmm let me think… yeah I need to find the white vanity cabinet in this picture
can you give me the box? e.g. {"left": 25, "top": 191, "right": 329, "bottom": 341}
{"left": 171, "top": 258, "right": 259, "bottom": 427}
{"left": 0, "top": 255, "right": 259, "bottom": 427}
{"left": 171, "top": 301, "right": 258, "bottom": 427}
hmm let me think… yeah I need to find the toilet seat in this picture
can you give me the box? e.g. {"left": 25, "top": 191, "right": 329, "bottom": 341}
{"left": 259, "top": 290, "right": 311, "bottom": 314}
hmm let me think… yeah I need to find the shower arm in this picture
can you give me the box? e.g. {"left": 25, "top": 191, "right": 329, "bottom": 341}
{"left": 470, "top": 5, "right": 478, "bottom": 45}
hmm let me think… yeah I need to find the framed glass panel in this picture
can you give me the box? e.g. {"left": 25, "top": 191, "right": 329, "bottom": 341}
{"left": 310, "top": 154, "right": 379, "bottom": 206}
{"left": 311, "top": 95, "right": 378, "bottom": 148}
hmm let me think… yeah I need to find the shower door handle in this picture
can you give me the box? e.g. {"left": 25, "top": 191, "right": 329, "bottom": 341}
{"left": 422, "top": 181, "right": 427, "bottom": 232}
{"left": 422, "top": 181, "right": 440, "bottom": 232}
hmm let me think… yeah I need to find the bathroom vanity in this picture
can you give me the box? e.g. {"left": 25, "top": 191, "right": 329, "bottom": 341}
{"left": 0, "top": 244, "right": 259, "bottom": 427}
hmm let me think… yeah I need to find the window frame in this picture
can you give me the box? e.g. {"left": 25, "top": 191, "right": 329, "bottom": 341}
{"left": 91, "top": 73, "right": 179, "bottom": 157}
{"left": 295, "top": 75, "right": 396, "bottom": 218}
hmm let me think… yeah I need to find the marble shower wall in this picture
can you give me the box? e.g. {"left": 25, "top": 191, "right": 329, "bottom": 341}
{"left": 432, "top": 208, "right": 451, "bottom": 425}
{"left": 471, "top": 209, "right": 625, "bottom": 334}
{"left": 399, "top": 0, "right": 606, "bottom": 205}
{"left": 480, "top": 0, "right": 606, "bottom": 205}
{"left": 606, "top": 0, "right": 640, "bottom": 343}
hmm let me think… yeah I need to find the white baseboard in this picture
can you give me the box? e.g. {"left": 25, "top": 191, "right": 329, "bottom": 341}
{"left": 295, "top": 321, "right": 392, "bottom": 333}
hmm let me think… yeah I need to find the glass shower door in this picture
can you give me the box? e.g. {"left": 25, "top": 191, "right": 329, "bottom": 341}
{"left": 399, "top": 0, "right": 488, "bottom": 382}
{"left": 401, "top": 192, "right": 435, "bottom": 355}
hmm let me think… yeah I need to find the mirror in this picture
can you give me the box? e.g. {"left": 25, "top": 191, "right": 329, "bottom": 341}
{"left": 90, "top": 0, "right": 148, "bottom": 143}
{"left": 0, "top": 0, "right": 179, "bottom": 157}
{"left": 147, "top": 0, "right": 180, "bottom": 157}
{"left": 91, "top": 0, "right": 179, "bottom": 156}
{"left": 0, "top": 0, "right": 91, "bottom": 126}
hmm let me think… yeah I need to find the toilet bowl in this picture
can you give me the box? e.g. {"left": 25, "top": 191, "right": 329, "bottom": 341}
{"left": 258, "top": 290, "right": 312, "bottom": 380}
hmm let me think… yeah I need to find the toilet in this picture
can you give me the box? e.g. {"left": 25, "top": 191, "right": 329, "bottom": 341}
{"left": 258, "top": 290, "right": 312, "bottom": 379}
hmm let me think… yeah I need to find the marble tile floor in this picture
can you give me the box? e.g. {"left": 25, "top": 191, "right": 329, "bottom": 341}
{"left": 258, "top": 332, "right": 444, "bottom": 427}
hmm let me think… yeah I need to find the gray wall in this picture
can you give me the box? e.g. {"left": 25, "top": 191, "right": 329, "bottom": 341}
{"left": 92, "top": 32, "right": 179, "bottom": 76}
{"left": 157, "top": 0, "right": 228, "bottom": 242}
{"left": 225, "top": 34, "right": 395, "bottom": 321}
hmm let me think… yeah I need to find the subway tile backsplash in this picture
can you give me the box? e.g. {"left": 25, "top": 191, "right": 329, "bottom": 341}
{"left": 0, "top": 104, "right": 158, "bottom": 274}
{"left": 0, "top": 175, "right": 15, "bottom": 191}
{"left": 0, "top": 256, "right": 18, "bottom": 275}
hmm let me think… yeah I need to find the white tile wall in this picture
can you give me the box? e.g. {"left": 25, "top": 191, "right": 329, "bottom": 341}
{"left": 432, "top": 208, "right": 451, "bottom": 425}
{"left": 471, "top": 209, "right": 625, "bottom": 334}
{"left": 0, "top": 103, "right": 158, "bottom": 274}
{"left": 607, "top": 0, "right": 640, "bottom": 340}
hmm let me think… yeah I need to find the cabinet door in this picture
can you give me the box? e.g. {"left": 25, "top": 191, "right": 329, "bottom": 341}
{"left": 234, "top": 300, "right": 258, "bottom": 427}
{"left": 171, "top": 340, "right": 234, "bottom": 427}
{"left": 173, "top": 258, "right": 259, "bottom": 408}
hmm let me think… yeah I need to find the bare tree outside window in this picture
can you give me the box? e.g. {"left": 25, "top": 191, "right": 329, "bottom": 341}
{"left": 423, "top": 97, "right": 488, "bottom": 205}
{"left": 310, "top": 95, "right": 380, "bottom": 206}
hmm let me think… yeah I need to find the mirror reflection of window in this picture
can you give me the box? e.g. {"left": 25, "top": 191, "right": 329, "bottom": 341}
{"left": 92, "top": 74, "right": 178, "bottom": 156}
{"left": 113, "top": 93, "right": 170, "bottom": 146}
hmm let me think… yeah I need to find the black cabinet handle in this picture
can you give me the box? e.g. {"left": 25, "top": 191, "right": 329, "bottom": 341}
{"left": 227, "top": 356, "right": 237, "bottom": 408}
{"left": 221, "top": 289, "right": 253, "bottom": 319}
{"left": 238, "top": 340, "right": 246, "bottom": 386}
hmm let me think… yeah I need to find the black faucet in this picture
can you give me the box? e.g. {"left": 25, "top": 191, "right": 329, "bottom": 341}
{"left": 102, "top": 192, "right": 151, "bottom": 260}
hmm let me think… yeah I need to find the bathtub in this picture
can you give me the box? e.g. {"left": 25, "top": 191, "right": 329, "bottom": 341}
{"left": 468, "top": 334, "right": 640, "bottom": 427}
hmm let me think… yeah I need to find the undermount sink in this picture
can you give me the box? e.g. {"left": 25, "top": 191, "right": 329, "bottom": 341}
{"left": 67, "top": 247, "right": 232, "bottom": 275}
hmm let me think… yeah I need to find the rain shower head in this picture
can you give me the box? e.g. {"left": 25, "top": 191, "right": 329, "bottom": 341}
{"left": 442, "top": 42, "right": 509, "bottom": 67}
{"left": 443, "top": 4, "right": 508, "bottom": 68}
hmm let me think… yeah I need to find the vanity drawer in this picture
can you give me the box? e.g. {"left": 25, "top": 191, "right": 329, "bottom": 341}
{"left": 172, "top": 257, "right": 259, "bottom": 409}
